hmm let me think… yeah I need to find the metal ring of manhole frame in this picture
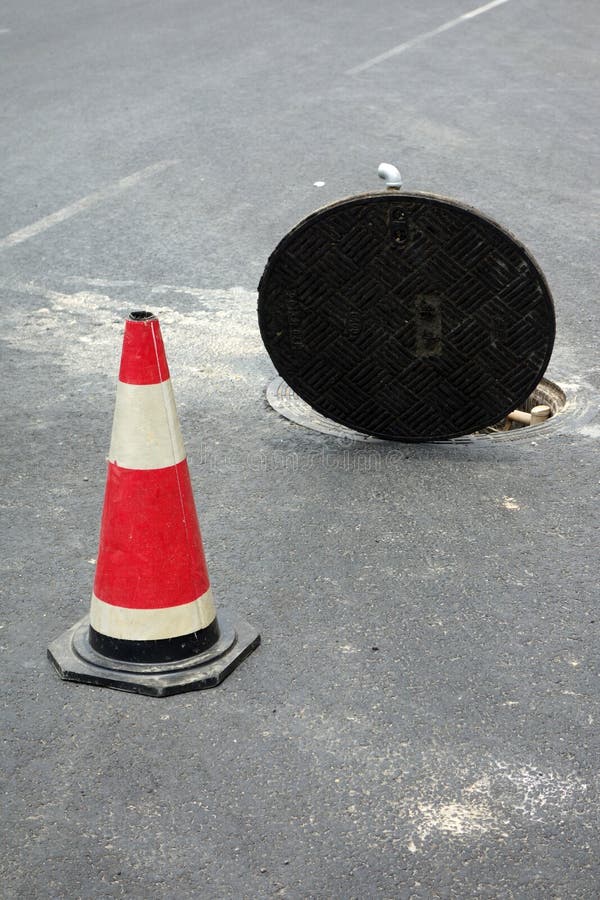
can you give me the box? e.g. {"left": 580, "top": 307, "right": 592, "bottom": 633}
{"left": 257, "top": 190, "right": 556, "bottom": 442}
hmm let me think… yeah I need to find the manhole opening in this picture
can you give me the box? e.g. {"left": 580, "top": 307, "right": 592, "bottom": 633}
{"left": 476, "top": 378, "right": 567, "bottom": 435}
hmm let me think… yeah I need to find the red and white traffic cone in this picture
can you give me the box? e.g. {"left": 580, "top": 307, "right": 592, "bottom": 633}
{"left": 48, "top": 310, "right": 260, "bottom": 696}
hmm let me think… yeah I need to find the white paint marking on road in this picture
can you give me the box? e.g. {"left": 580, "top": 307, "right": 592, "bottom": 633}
{"left": 0, "top": 160, "right": 179, "bottom": 250}
{"left": 62, "top": 276, "right": 256, "bottom": 303}
{"left": 346, "top": 0, "right": 513, "bottom": 74}
{"left": 2, "top": 278, "right": 257, "bottom": 309}
{"left": 0, "top": 29, "right": 11, "bottom": 34}
{"left": 150, "top": 283, "right": 255, "bottom": 301}
{"left": 314, "top": 181, "right": 326, "bottom": 187}
{"left": 64, "top": 277, "right": 141, "bottom": 287}
{"left": 0, "top": 281, "right": 76, "bottom": 302}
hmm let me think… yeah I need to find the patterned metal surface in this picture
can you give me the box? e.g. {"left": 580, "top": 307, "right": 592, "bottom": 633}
{"left": 258, "top": 192, "right": 555, "bottom": 441}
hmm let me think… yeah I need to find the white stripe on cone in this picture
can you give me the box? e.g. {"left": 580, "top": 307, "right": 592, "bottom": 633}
{"left": 109, "top": 380, "right": 186, "bottom": 470}
{"left": 90, "top": 588, "right": 217, "bottom": 641}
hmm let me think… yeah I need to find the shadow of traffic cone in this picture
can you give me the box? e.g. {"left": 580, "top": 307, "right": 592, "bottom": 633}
{"left": 48, "top": 310, "right": 260, "bottom": 696}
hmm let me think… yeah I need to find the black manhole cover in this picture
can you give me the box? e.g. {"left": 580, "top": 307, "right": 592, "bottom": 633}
{"left": 258, "top": 191, "right": 555, "bottom": 441}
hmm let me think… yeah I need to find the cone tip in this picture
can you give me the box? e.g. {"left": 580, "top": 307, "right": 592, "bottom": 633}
{"left": 119, "top": 312, "right": 169, "bottom": 383}
{"left": 128, "top": 310, "right": 157, "bottom": 322}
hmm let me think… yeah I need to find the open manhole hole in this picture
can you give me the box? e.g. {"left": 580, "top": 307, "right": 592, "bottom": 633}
{"left": 266, "top": 376, "right": 568, "bottom": 442}
{"left": 480, "top": 377, "right": 566, "bottom": 435}
{"left": 258, "top": 165, "right": 557, "bottom": 443}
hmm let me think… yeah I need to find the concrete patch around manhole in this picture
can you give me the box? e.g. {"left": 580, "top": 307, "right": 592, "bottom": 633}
{"left": 266, "top": 375, "right": 596, "bottom": 443}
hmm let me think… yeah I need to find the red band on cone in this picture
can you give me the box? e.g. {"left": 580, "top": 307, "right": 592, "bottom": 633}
{"left": 93, "top": 459, "right": 210, "bottom": 609}
{"left": 118, "top": 318, "right": 170, "bottom": 385}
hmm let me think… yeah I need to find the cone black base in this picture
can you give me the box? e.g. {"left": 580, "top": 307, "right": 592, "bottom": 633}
{"left": 88, "top": 618, "right": 222, "bottom": 663}
{"left": 48, "top": 613, "right": 260, "bottom": 697}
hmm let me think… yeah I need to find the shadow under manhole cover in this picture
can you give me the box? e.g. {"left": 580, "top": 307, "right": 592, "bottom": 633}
{"left": 258, "top": 190, "right": 556, "bottom": 442}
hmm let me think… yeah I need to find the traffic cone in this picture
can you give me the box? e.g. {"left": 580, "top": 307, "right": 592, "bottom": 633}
{"left": 48, "top": 310, "right": 260, "bottom": 696}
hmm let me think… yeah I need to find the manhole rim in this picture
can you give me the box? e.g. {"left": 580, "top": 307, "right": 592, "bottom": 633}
{"left": 265, "top": 374, "right": 579, "bottom": 444}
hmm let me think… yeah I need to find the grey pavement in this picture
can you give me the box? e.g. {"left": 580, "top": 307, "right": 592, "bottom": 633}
{"left": 1, "top": 0, "right": 599, "bottom": 897}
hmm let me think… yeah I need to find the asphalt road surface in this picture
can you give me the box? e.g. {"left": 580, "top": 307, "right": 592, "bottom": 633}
{"left": 1, "top": 1, "right": 599, "bottom": 897}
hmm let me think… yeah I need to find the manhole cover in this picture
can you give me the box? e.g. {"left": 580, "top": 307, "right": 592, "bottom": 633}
{"left": 258, "top": 187, "right": 555, "bottom": 441}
